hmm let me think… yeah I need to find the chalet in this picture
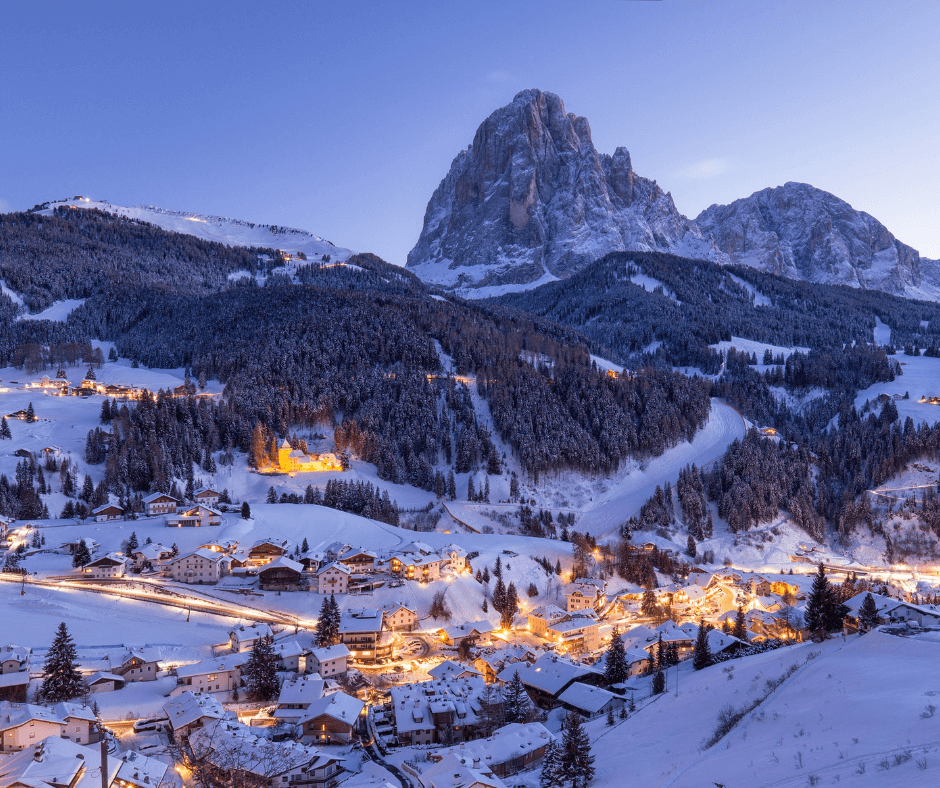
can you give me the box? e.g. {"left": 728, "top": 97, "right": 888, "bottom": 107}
{"left": 389, "top": 676, "right": 490, "bottom": 746}
{"left": 193, "top": 487, "right": 221, "bottom": 507}
{"left": 339, "top": 609, "right": 390, "bottom": 663}
{"left": 248, "top": 537, "right": 291, "bottom": 565}
{"left": 163, "top": 548, "right": 228, "bottom": 584}
{"left": 92, "top": 503, "right": 124, "bottom": 522}
{"left": 110, "top": 648, "right": 161, "bottom": 682}
{"left": 527, "top": 605, "right": 568, "bottom": 637}
{"left": 258, "top": 556, "right": 305, "bottom": 591}
{"left": 163, "top": 691, "right": 227, "bottom": 737}
{"left": 0, "top": 701, "right": 99, "bottom": 752}
{"left": 142, "top": 492, "right": 180, "bottom": 516}
{"left": 439, "top": 544, "right": 468, "bottom": 573}
{"left": 299, "top": 691, "right": 365, "bottom": 744}
{"left": 628, "top": 620, "right": 695, "bottom": 661}
{"left": 60, "top": 537, "right": 98, "bottom": 556}
{"left": 438, "top": 621, "right": 496, "bottom": 650}
{"left": 558, "top": 682, "right": 625, "bottom": 718}
{"left": 307, "top": 643, "right": 350, "bottom": 678}
{"left": 391, "top": 551, "right": 442, "bottom": 582}
{"left": 230, "top": 623, "right": 273, "bottom": 652}
{"left": 191, "top": 719, "right": 344, "bottom": 788}
{"left": 316, "top": 561, "right": 351, "bottom": 594}
{"left": 705, "top": 630, "right": 750, "bottom": 657}
{"left": 428, "top": 722, "right": 554, "bottom": 778}
{"left": 0, "top": 646, "right": 29, "bottom": 675}
{"left": 339, "top": 549, "right": 377, "bottom": 573}
{"left": 380, "top": 601, "right": 418, "bottom": 632}
{"left": 424, "top": 754, "right": 507, "bottom": 788}
{"left": 474, "top": 645, "right": 539, "bottom": 683}
{"left": 277, "top": 439, "right": 343, "bottom": 473}
{"left": 131, "top": 542, "right": 172, "bottom": 568}
{"left": 86, "top": 671, "right": 125, "bottom": 694}
{"left": 324, "top": 542, "right": 353, "bottom": 561}
{"left": 428, "top": 660, "right": 483, "bottom": 682}
{"left": 6, "top": 410, "right": 29, "bottom": 420}
{"left": 496, "top": 653, "right": 602, "bottom": 709}
{"left": 274, "top": 675, "right": 326, "bottom": 724}
{"left": 545, "top": 616, "right": 602, "bottom": 653}
{"left": 272, "top": 639, "right": 305, "bottom": 672}
{"left": 174, "top": 652, "right": 251, "bottom": 694}
{"left": 166, "top": 504, "right": 223, "bottom": 527}
{"left": 0, "top": 647, "right": 29, "bottom": 702}
{"left": 845, "top": 592, "right": 940, "bottom": 628}
{"left": 81, "top": 552, "right": 128, "bottom": 579}
{"left": 564, "top": 578, "right": 606, "bottom": 613}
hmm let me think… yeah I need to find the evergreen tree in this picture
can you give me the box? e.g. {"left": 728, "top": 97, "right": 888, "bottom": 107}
{"left": 539, "top": 740, "right": 562, "bottom": 788}
{"left": 266, "top": 486, "right": 277, "bottom": 504}
{"left": 71, "top": 541, "right": 91, "bottom": 568}
{"left": 244, "top": 634, "right": 279, "bottom": 701}
{"left": 606, "top": 705, "right": 615, "bottom": 726}
{"left": 483, "top": 477, "right": 490, "bottom": 503}
{"left": 602, "top": 627, "right": 628, "bottom": 687}
{"left": 651, "top": 670, "right": 665, "bottom": 695}
{"left": 0, "top": 417, "right": 10, "bottom": 439}
{"left": 494, "top": 556, "right": 502, "bottom": 579}
{"left": 805, "top": 563, "right": 831, "bottom": 636}
{"left": 447, "top": 469, "right": 457, "bottom": 500}
{"left": 80, "top": 475, "right": 94, "bottom": 502}
{"left": 721, "top": 618, "right": 732, "bottom": 634}
{"left": 467, "top": 475, "right": 475, "bottom": 502}
{"left": 858, "top": 592, "right": 880, "bottom": 633}
{"left": 315, "top": 596, "right": 335, "bottom": 647}
{"left": 510, "top": 473, "right": 520, "bottom": 501}
{"left": 654, "top": 633, "right": 665, "bottom": 672}
{"left": 301, "top": 538, "right": 309, "bottom": 553}
{"left": 25, "top": 402, "right": 35, "bottom": 423}
{"left": 732, "top": 606, "right": 747, "bottom": 640}
{"left": 39, "top": 623, "right": 85, "bottom": 702}
{"left": 493, "top": 576, "right": 506, "bottom": 617}
{"left": 825, "top": 583, "right": 849, "bottom": 633}
{"left": 241, "top": 501, "right": 251, "bottom": 519}
{"left": 502, "top": 582, "right": 518, "bottom": 629}
{"left": 503, "top": 670, "right": 530, "bottom": 724}
{"left": 685, "top": 534, "right": 696, "bottom": 559}
{"left": 692, "top": 621, "right": 712, "bottom": 670}
{"left": 126, "top": 531, "right": 139, "bottom": 553}
{"left": 559, "top": 711, "right": 595, "bottom": 788}
{"left": 641, "top": 588, "right": 658, "bottom": 619}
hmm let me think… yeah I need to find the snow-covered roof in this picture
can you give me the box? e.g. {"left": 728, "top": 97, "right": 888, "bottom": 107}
{"left": 399, "top": 541, "right": 435, "bottom": 555}
{"left": 558, "top": 682, "right": 622, "bottom": 714}
{"left": 0, "top": 736, "right": 121, "bottom": 788}
{"left": 430, "top": 721, "right": 553, "bottom": 766}
{"left": 428, "top": 660, "right": 482, "bottom": 681}
{"left": 272, "top": 639, "right": 305, "bottom": 659}
{"left": 497, "top": 653, "right": 600, "bottom": 695}
{"left": 390, "top": 677, "right": 487, "bottom": 735}
{"left": 190, "top": 719, "right": 322, "bottom": 776}
{"left": 529, "top": 605, "right": 567, "bottom": 622}
{"left": 423, "top": 753, "right": 507, "bottom": 788}
{"left": 194, "top": 486, "right": 221, "bottom": 496}
{"left": 310, "top": 643, "right": 351, "bottom": 662}
{"left": 163, "top": 691, "right": 226, "bottom": 730}
{"left": 169, "top": 547, "right": 226, "bottom": 565}
{"left": 317, "top": 560, "right": 351, "bottom": 576}
{"left": 620, "top": 624, "right": 657, "bottom": 650}
{"left": 116, "top": 747, "right": 170, "bottom": 788}
{"left": 230, "top": 622, "right": 273, "bottom": 641}
{"left": 278, "top": 676, "right": 326, "bottom": 706}
{"left": 300, "top": 690, "right": 364, "bottom": 725}
{"left": 175, "top": 651, "right": 251, "bottom": 679}
{"left": 83, "top": 551, "right": 127, "bottom": 567}
{"left": 86, "top": 671, "right": 124, "bottom": 685}
{"left": 259, "top": 556, "right": 304, "bottom": 574}
{"left": 705, "top": 630, "right": 748, "bottom": 654}
{"left": 92, "top": 503, "right": 123, "bottom": 514}
{"left": 0, "top": 645, "right": 29, "bottom": 665}
{"left": 143, "top": 491, "right": 179, "bottom": 504}
{"left": 340, "top": 609, "right": 383, "bottom": 633}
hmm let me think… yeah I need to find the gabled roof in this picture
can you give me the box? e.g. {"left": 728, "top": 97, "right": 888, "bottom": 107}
{"left": 92, "top": 503, "right": 124, "bottom": 514}
{"left": 340, "top": 609, "right": 383, "bottom": 633}
{"left": 310, "top": 643, "right": 351, "bottom": 662}
{"left": 497, "top": 653, "right": 600, "bottom": 695}
{"left": 163, "top": 691, "right": 226, "bottom": 729}
{"left": 143, "top": 491, "right": 179, "bottom": 504}
{"left": 194, "top": 486, "right": 221, "bottom": 496}
{"left": 317, "top": 560, "right": 351, "bottom": 576}
{"left": 277, "top": 676, "right": 326, "bottom": 706}
{"left": 175, "top": 652, "right": 251, "bottom": 679}
{"left": 558, "top": 682, "right": 621, "bottom": 714}
{"left": 83, "top": 551, "right": 127, "bottom": 567}
{"left": 529, "top": 605, "right": 567, "bottom": 621}
{"left": 86, "top": 671, "right": 124, "bottom": 685}
{"left": 706, "top": 630, "right": 749, "bottom": 653}
{"left": 428, "top": 660, "right": 482, "bottom": 681}
{"left": 259, "top": 556, "right": 304, "bottom": 574}
{"left": 169, "top": 547, "right": 226, "bottom": 564}
{"left": 229, "top": 622, "right": 273, "bottom": 641}
{"left": 300, "top": 690, "right": 365, "bottom": 725}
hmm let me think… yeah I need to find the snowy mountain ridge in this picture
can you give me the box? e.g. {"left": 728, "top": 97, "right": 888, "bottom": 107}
{"left": 39, "top": 198, "right": 355, "bottom": 262}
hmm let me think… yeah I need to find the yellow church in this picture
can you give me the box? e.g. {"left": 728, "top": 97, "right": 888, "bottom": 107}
{"left": 277, "top": 439, "right": 343, "bottom": 473}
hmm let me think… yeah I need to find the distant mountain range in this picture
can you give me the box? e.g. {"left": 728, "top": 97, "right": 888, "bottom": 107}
{"left": 406, "top": 89, "right": 940, "bottom": 301}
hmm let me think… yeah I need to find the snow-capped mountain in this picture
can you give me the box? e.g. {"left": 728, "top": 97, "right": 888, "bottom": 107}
{"left": 696, "top": 182, "right": 940, "bottom": 300}
{"left": 41, "top": 198, "right": 355, "bottom": 262}
{"left": 406, "top": 89, "right": 722, "bottom": 296}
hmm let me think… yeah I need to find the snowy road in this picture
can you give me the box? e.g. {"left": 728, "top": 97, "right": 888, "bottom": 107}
{"left": 578, "top": 399, "right": 746, "bottom": 540}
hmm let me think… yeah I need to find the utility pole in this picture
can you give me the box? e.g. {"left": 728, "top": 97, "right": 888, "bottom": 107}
{"left": 21, "top": 571, "right": 26, "bottom": 595}
{"left": 99, "top": 730, "right": 108, "bottom": 788}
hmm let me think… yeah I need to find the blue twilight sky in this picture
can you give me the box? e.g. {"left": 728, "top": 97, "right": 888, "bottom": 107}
{"left": 1, "top": 1, "right": 938, "bottom": 263}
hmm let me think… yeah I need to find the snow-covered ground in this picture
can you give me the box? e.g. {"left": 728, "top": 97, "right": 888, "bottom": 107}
{"left": 853, "top": 352, "right": 940, "bottom": 427}
{"left": 728, "top": 272, "right": 772, "bottom": 306}
{"left": 16, "top": 299, "right": 86, "bottom": 322}
{"left": 40, "top": 199, "right": 355, "bottom": 261}
{"left": 586, "top": 630, "right": 940, "bottom": 788}
{"left": 711, "top": 336, "right": 809, "bottom": 360}
{"left": 874, "top": 316, "right": 893, "bottom": 346}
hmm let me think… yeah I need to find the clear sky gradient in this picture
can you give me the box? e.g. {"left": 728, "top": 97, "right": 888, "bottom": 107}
{"left": 2, "top": 1, "right": 938, "bottom": 263}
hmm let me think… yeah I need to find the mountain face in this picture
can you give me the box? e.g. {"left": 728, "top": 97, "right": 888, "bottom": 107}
{"left": 39, "top": 199, "right": 355, "bottom": 262}
{"left": 406, "top": 89, "right": 720, "bottom": 295}
{"left": 696, "top": 182, "right": 940, "bottom": 300}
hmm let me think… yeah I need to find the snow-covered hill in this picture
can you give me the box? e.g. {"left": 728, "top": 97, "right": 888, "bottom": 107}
{"left": 40, "top": 198, "right": 355, "bottom": 262}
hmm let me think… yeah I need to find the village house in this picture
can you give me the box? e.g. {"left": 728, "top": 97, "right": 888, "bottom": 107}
{"left": 381, "top": 602, "right": 418, "bottom": 632}
{"left": 496, "top": 653, "right": 602, "bottom": 710}
{"left": 131, "top": 542, "right": 173, "bottom": 569}
{"left": 230, "top": 623, "right": 274, "bottom": 653}
{"left": 0, "top": 647, "right": 30, "bottom": 704}
{"left": 338, "top": 548, "right": 377, "bottom": 573}
{"left": 391, "top": 551, "right": 443, "bottom": 582}
{"left": 163, "top": 548, "right": 229, "bottom": 584}
{"left": 110, "top": 648, "right": 161, "bottom": 682}
{"left": 258, "top": 556, "right": 306, "bottom": 591}
{"left": 80, "top": 552, "right": 128, "bottom": 579}
{"left": 526, "top": 605, "right": 569, "bottom": 637}
{"left": 307, "top": 644, "right": 350, "bottom": 678}
{"left": 474, "top": 645, "right": 539, "bottom": 684}
{"left": 163, "top": 691, "right": 227, "bottom": 738}
{"left": 545, "top": 615, "right": 602, "bottom": 654}
{"left": 428, "top": 722, "right": 554, "bottom": 778}
{"left": 317, "top": 561, "right": 351, "bottom": 594}
{"left": 92, "top": 503, "right": 124, "bottom": 522}
{"left": 166, "top": 504, "right": 223, "bottom": 527}
{"left": 564, "top": 578, "right": 607, "bottom": 613}
{"left": 193, "top": 487, "right": 222, "bottom": 507}
{"left": 142, "top": 492, "right": 180, "bottom": 516}
{"left": 558, "top": 683, "right": 625, "bottom": 719}
{"left": 389, "top": 675, "right": 490, "bottom": 746}
{"left": 274, "top": 675, "right": 327, "bottom": 724}
{"left": 60, "top": 537, "right": 98, "bottom": 557}
{"left": 174, "top": 652, "right": 251, "bottom": 695}
{"left": 0, "top": 702, "right": 100, "bottom": 752}
{"left": 0, "top": 646, "right": 28, "bottom": 676}
{"left": 439, "top": 544, "right": 469, "bottom": 573}
{"left": 340, "top": 609, "right": 395, "bottom": 663}
{"left": 424, "top": 754, "right": 507, "bottom": 788}
{"left": 299, "top": 691, "right": 365, "bottom": 745}
{"left": 429, "top": 660, "right": 483, "bottom": 682}
{"left": 272, "top": 639, "right": 305, "bottom": 672}
{"left": 439, "top": 622, "right": 496, "bottom": 650}
{"left": 248, "top": 537, "right": 291, "bottom": 566}
{"left": 277, "top": 438, "right": 343, "bottom": 473}
{"left": 85, "top": 671, "right": 125, "bottom": 694}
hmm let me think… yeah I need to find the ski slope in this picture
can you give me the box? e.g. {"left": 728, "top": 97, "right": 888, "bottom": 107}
{"left": 577, "top": 399, "right": 746, "bottom": 539}
{"left": 41, "top": 199, "right": 355, "bottom": 261}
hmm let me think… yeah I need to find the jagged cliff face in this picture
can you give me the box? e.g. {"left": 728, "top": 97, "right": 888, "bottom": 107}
{"left": 696, "top": 182, "right": 940, "bottom": 300}
{"left": 407, "top": 89, "right": 719, "bottom": 294}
